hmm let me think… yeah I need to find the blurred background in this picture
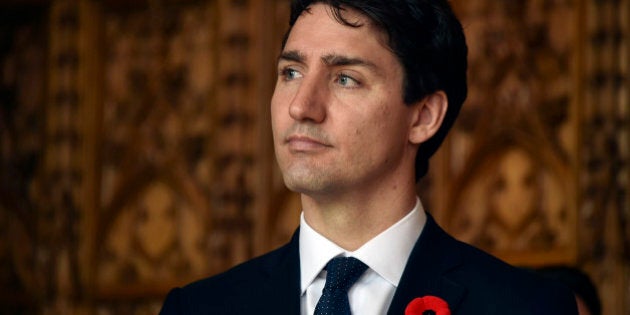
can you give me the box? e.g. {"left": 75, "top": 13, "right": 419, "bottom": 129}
{"left": 0, "top": 0, "right": 628, "bottom": 314}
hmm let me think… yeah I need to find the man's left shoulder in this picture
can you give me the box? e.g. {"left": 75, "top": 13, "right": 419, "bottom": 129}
{"left": 447, "top": 238, "right": 577, "bottom": 314}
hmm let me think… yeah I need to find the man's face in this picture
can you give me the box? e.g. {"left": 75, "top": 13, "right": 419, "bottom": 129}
{"left": 271, "top": 3, "right": 417, "bottom": 197}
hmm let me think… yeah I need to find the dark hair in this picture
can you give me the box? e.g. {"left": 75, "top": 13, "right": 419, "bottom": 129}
{"left": 283, "top": 0, "right": 468, "bottom": 180}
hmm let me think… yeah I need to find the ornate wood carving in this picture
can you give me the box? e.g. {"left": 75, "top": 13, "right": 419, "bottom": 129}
{"left": 433, "top": 0, "right": 579, "bottom": 266}
{"left": 94, "top": 0, "right": 284, "bottom": 313}
{"left": 579, "top": 0, "right": 629, "bottom": 313}
{"left": 0, "top": 4, "right": 47, "bottom": 314}
{"left": 97, "top": 1, "right": 216, "bottom": 294}
{"left": 0, "top": 0, "right": 628, "bottom": 314}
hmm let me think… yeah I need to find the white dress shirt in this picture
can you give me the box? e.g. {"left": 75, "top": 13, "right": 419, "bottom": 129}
{"left": 299, "top": 198, "right": 427, "bottom": 315}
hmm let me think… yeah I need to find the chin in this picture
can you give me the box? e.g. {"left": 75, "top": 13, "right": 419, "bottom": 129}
{"left": 282, "top": 171, "right": 332, "bottom": 195}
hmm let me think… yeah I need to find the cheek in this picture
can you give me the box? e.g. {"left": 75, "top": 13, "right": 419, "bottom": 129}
{"left": 370, "top": 108, "right": 411, "bottom": 156}
{"left": 271, "top": 80, "right": 292, "bottom": 112}
{"left": 270, "top": 93, "right": 288, "bottom": 132}
{"left": 270, "top": 90, "right": 282, "bottom": 117}
{"left": 347, "top": 114, "right": 391, "bottom": 151}
{"left": 371, "top": 103, "right": 405, "bottom": 136}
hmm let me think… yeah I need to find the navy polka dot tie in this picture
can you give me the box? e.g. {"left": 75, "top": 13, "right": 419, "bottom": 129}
{"left": 314, "top": 257, "right": 368, "bottom": 315}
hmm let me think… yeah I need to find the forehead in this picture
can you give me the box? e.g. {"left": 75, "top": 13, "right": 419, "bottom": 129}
{"left": 284, "top": 3, "right": 390, "bottom": 56}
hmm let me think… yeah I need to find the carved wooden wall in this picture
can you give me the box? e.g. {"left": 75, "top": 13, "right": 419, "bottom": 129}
{"left": 579, "top": 0, "right": 630, "bottom": 313}
{"left": 434, "top": 0, "right": 580, "bottom": 267}
{"left": 426, "top": 1, "right": 629, "bottom": 314}
{"left": 0, "top": 0, "right": 627, "bottom": 314}
{"left": 0, "top": 4, "right": 47, "bottom": 314}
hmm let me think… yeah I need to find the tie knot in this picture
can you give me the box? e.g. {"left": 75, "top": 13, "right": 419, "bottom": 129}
{"left": 323, "top": 257, "right": 368, "bottom": 291}
{"left": 314, "top": 257, "right": 368, "bottom": 315}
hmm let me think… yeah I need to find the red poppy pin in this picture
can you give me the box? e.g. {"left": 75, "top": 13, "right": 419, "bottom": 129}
{"left": 404, "top": 296, "right": 451, "bottom": 315}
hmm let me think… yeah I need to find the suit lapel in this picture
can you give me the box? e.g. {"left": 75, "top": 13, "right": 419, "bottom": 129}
{"left": 256, "top": 217, "right": 467, "bottom": 314}
{"left": 257, "top": 229, "right": 301, "bottom": 314}
{"left": 387, "top": 214, "right": 466, "bottom": 315}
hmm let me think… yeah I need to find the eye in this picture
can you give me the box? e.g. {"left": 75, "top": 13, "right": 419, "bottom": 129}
{"left": 280, "top": 67, "right": 302, "bottom": 81}
{"left": 336, "top": 73, "right": 360, "bottom": 88}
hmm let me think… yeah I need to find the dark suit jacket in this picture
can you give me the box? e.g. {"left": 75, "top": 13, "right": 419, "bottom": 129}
{"left": 160, "top": 214, "right": 578, "bottom": 314}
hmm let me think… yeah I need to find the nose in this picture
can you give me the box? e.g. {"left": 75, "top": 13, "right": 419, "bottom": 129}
{"left": 288, "top": 75, "right": 327, "bottom": 123}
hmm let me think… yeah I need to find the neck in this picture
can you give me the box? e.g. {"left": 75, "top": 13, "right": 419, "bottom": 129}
{"left": 301, "top": 176, "right": 417, "bottom": 251}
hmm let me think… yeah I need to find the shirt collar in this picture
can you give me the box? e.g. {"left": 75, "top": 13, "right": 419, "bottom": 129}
{"left": 299, "top": 198, "right": 426, "bottom": 294}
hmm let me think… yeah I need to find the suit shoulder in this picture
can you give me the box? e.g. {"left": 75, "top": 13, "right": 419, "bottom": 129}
{"left": 159, "top": 239, "right": 300, "bottom": 314}
{"left": 446, "top": 237, "right": 577, "bottom": 314}
{"left": 184, "top": 241, "right": 294, "bottom": 293}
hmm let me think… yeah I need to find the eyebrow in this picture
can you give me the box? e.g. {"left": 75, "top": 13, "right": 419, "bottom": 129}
{"left": 278, "top": 50, "right": 378, "bottom": 72}
{"left": 278, "top": 50, "right": 306, "bottom": 64}
{"left": 321, "top": 53, "right": 377, "bottom": 71}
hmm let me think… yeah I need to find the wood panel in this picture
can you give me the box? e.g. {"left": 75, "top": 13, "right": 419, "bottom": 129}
{"left": 0, "top": 0, "right": 627, "bottom": 314}
{"left": 432, "top": 0, "right": 579, "bottom": 266}
{"left": 579, "top": 0, "right": 630, "bottom": 313}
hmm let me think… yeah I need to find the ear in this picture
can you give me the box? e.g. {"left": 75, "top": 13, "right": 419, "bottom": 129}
{"left": 408, "top": 90, "right": 448, "bottom": 145}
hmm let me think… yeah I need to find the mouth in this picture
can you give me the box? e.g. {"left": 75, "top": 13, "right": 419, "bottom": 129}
{"left": 285, "top": 134, "right": 332, "bottom": 152}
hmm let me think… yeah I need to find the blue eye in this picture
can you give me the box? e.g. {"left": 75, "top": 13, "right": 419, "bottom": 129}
{"left": 336, "top": 74, "right": 360, "bottom": 87}
{"left": 281, "top": 68, "right": 301, "bottom": 81}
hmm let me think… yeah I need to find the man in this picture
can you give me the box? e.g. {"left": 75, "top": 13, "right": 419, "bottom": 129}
{"left": 160, "top": 0, "right": 578, "bottom": 314}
